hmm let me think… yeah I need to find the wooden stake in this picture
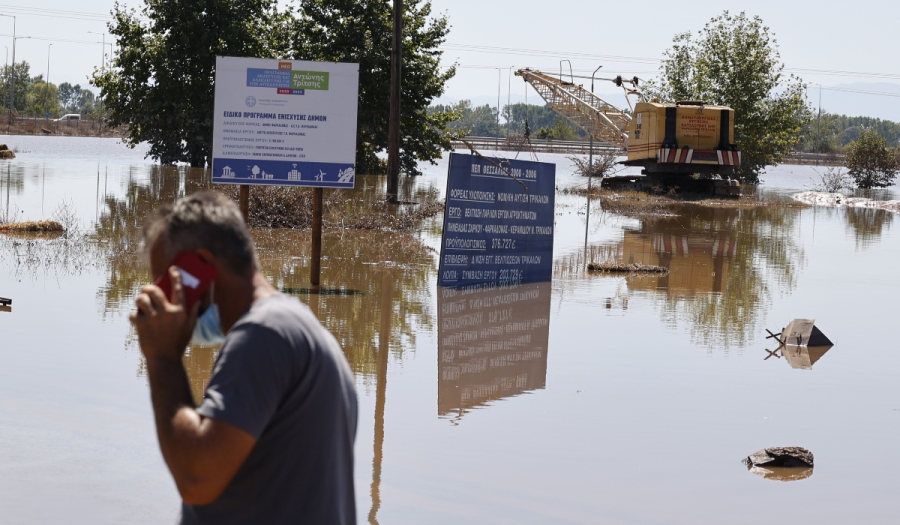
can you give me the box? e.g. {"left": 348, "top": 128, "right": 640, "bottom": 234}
{"left": 310, "top": 187, "right": 324, "bottom": 288}
{"left": 238, "top": 184, "right": 250, "bottom": 223}
{"left": 386, "top": 0, "right": 402, "bottom": 203}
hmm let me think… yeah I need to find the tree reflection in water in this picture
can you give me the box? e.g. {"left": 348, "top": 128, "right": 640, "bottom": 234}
{"left": 844, "top": 206, "right": 893, "bottom": 248}
{"left": 555, "top": 204, "right": 807, "bottom": 350}
{"left": 92, "top": 166, "right": 437, "bottom": 391}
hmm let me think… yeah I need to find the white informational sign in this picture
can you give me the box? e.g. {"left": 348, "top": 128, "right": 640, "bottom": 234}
{"left": 211, "top": 56, "right": 359, "bottom": 188}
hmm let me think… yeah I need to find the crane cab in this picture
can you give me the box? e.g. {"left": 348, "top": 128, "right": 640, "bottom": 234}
{"left": 625, "top": 101, "right": 740, "bottom": 175}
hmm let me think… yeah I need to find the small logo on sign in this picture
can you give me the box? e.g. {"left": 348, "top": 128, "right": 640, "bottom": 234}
{"left": 278, "top": 62, "right": 292, "bottom": 70}
{"left": 245, "top": 96, "right": 257, "bottom": 107}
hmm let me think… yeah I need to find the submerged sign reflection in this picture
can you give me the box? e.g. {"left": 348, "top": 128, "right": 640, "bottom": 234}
{"left": 437, "top": 281, "right": 552, "bottom": 417}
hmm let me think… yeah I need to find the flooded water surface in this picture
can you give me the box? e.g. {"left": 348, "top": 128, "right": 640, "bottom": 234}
{"left": 2, "top": 136, "right": 900, "bottom": 523}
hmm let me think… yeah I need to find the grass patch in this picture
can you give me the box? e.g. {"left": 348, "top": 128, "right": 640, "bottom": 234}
{"left": 0, "top": 220, "right": 65, "bottom": 232}
{"left": 560, "top": 188, "right": 805, "bottom": 219}
{"left": 587, "top": 262, "right": 669, "bottom": 274}
{"left": 215, "top": 185, "right": 444, "bottom": 231}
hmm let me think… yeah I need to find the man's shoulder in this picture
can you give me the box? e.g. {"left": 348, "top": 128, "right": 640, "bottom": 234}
{"left": 236, "top": 293, "right": 312, "bottom": 332}
{"left": 226, "top": 293, "right": 334, "bottom": 355}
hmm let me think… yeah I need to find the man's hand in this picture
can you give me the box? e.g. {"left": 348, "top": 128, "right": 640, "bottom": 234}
{"left": 130, "top": 266, "right": 199, "bottom": 361}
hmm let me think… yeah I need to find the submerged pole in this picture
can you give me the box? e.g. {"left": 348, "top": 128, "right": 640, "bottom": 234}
{"left": 310, "top": 187, "right": 324, "bottom": 288}
{"left": 584, "top": 65, "right": 603, "bottom": 261}
{"left": 386, "top": 0, "right": 402, "bottom": 204}
{"left": 238, "top": 184, "right": 250, "bottom": 223}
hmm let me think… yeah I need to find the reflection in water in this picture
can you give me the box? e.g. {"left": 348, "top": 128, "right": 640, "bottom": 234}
{"left": 368, "top": 269, "right": 392, "bottom": 525}
{"left": 557, "top": 205, "right": 805, "bottom": 349}
{"left": 91, "top": 166, "right": 438, "bottom": 383}
{"left": 747, "top": 465, "right": 814, "bottom": 482}
{"left": 845, "top": 206, "right": 893, "bottom": 247}
{"left": 781, "top": 345, "right": 834, "bottom": 370}
{"left": 437, "top": 282, "right": 552, "bottom": 419}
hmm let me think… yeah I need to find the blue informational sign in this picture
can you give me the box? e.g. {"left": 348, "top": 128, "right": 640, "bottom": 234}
{"left": 211, "top": 159, "right": 355, "bottom": 188}
{"left": 438, "top": 153, "right": 556, "bottom": 287}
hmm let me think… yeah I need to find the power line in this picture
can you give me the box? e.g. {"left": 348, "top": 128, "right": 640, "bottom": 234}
{"left": 0, "top": 33, "right": 105, "bottom": 45}
{"left": 821, "top": 86, "right": 900, "bottom": 98}
{"left": 0, "top": 4, "right": 147, "bottom": 22}
{"left": 441, "top": 42, "right": 900, "bottom": 82}
{"left": 0, "top": 4, "right": 112, "bottom": 22}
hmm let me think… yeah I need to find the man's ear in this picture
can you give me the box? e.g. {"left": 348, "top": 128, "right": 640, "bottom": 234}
{"left": 195, "top": 248, "right": 218, "bottom": 268}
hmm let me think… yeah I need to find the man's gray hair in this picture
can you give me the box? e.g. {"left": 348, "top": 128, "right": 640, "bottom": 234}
{"left": 144, "top": 191, "right": 259, "bottom": 274}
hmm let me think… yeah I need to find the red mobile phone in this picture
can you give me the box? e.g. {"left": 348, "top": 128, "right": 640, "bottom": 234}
{"left": 153, "top": 251, "right": 218, "bottom": 309}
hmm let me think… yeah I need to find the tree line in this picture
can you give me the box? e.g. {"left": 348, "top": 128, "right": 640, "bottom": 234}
{"left": 0, "top": 61, "right": 101, "bottom": 118}
{"left": 88, "top": 2, "right": 898, "bottom": 185}
{"left": 427, "top": 101, "right": 582, "bottom": 140}
{"left": 796, "top": 112, "right": 900, "bottom": 153}
{"left": 92, "top": 0, "right": 455, "bottom": 171}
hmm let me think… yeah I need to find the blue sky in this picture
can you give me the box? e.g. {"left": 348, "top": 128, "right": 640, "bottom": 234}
{"left": 3, "top": 0, "right": 898, "bottom": 118}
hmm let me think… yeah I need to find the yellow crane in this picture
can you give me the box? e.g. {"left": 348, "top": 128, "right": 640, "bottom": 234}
{"left": 515, "top": 68, "right": 741, "bottom": 194}
{"left": 514, "top": 68, "right": 639, "bottom": 150}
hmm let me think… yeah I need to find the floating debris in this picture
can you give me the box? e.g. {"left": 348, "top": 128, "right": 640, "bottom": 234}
{"left": 743, "top": 447, "right": 814, "bottom": 469}
{"left": 764, "top": 319, "right": 834, "bottom": 369}
{"left": 766, "top": 319, "right": 833, "bottom": 347}
{"left": 792, "top": 191, "right": 900, "bottom": 213}
{"left": 0, "top": 220, "right": 65, "bottom": 233}
{"left": 588, "top": 262, "right": 669, "bottom": 274}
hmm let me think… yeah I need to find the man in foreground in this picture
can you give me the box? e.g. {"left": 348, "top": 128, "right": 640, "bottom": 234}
{"left": 130, "top": 191, "right": 357, "bottom": 524}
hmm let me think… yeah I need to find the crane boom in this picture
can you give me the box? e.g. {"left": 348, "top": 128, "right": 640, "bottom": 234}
{"left": 515, "top": 69, "right": 636, "bottom": 149}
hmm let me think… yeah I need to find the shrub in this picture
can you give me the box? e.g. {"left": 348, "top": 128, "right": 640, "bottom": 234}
{"left": 846, "top": 128, "right": 900, "bottom": 188}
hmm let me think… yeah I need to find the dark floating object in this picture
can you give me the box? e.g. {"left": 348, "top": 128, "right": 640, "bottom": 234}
{"left": 281, "top": 287, "right": 363, "bottom": 296}
{"left": 764, "top": 319, "right": 834, "bottom": 369}
{"left": 766, "top": 319, "right": 832, "bottom": 347}
{"left": 743, "top": 447, "right": 814, "bottom": 469}
{"left": 0, "top": 296, "right": 11, "bottom": 306}
{"left": 587, "top": 262, "right": 669, "bottom": 274}
{"left": 0, "top": 144, "right": 15, "bottom": 159}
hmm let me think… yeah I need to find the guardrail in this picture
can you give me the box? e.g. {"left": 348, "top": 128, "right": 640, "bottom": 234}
{"left": 452, "top": 136, "right": 623, "bottom": 155}
{"left": 455, "top": 137, "right": 848, "bottom": 166}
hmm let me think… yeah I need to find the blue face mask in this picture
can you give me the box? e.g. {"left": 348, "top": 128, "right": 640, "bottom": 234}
{"left": 191, "top": 284, "right": 226, "bottom": 346}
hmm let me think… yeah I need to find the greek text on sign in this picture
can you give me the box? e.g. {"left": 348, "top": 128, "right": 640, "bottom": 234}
{"left": 438, "top": 153, "right": 556, "bottom": 287}
{"left": 212, "top": 56, "right": 359, "bottom": 188}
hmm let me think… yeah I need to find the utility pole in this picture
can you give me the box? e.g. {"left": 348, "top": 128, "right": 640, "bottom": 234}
{"left": 45, "top": 43, "right": 51, "bottom": 121}
{"left": 495, "top": 68, "right": 501, "bottom": 149}
{"left": 386, "top": 0, "right": 402, "bottom": 204}
{"left": 507, "top": 65, "right": 514, "bottom": 139}
{"left": 815, "top": 84, "right": 822, "bottom": 166}
{"left": 0, "top": 15, "right": 16, "bottom": 124}
{"left": 584, "top": 65, "right": 602, "bottom": 260}
{"left": 88, "top": 31, "right": 106, "bottom": 135}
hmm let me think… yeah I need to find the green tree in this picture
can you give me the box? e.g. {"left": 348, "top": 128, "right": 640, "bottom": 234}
{"left": 846, "top": 128, "right": 899, "bottom": 188}
{"left": 58, "top": 83, "right": 96, "bottom": 115}
{"left": 797, "top": 107, "right": 842, "bottom": 153}
{"left": 430, "top": 100, "right": 497, "bottom": 136}
{"left": 0, "top": 61, "right": 33, "bottom": 113}
{"left": 289, "top": 0, "right": 458, "bottom": 175}
{"left": 502, "top": 103, "right": 564, "bottom": 135}
{"left": 92, "top": 0, "right": 284, "bottom": 166}
{"left": 25, "top": 79, "right": 61, "bottom": 118}
{"left": 653, "top": 11, "right": 808, "bottom": 183}
{"left": 535, "top": 118, "right": 578, "bottom": 140}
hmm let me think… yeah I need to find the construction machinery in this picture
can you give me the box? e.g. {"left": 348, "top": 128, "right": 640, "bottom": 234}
{"left": 515, "top": 68, "right": 741, "bottom": 195}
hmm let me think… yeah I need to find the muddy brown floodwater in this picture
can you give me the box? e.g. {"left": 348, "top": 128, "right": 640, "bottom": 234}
{"left": 1, "top": 136, "right": 900, "bottom": 524}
